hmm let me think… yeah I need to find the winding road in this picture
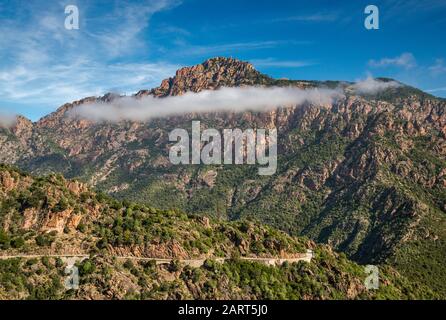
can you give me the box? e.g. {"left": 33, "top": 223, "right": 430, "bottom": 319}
{"left": 0, "top": 250, "right": 313, "bottom": 267}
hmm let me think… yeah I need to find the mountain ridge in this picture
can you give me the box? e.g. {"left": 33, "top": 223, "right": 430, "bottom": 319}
{"left": 1, "top": 57, "right": 445, "bottom": 297}
{"left": 6, "top": 57, "right": 436, "bottom": 125}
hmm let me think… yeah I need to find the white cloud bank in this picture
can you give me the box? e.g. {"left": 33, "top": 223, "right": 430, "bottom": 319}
{"left": 71, "top": 78, "right": 404, "bottom": 123}
{"left": 71, "top": 86, "right": 344, "bottom": 122}
{"left": 351, "top": 77, "right": 402, "bottom": 95}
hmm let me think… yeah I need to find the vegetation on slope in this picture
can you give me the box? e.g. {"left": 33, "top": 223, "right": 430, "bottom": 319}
{"left": 0, "top": 165, "right": 438, "bottom": 300}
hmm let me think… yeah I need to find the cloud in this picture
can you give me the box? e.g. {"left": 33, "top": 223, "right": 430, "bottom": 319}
{"left": 425, "top": 86, "right": 446, "bottom": 93}
{"left": 0, "top": 112, "right": 17, "bottom": 128}
{"left": 186, "top": 41, "right": 281, "bottom": 55}
{"left": 383, "top": 0, "right": 446, "bottom": 16}
{"left": 85, "top": 0, "right": 178, "bottom": 59}
{"left": 351, "top": 77, "right": 402, "bottom": 95}
{"left": 250, "top": 58, "right": 315, "bottom": 68}
{"left": 271, "top": 13, "right": 339, "bottom": 23}
{"left": 156, "top": 25, "right": 191, "bottom": 37}
{"left": 171, "top": 40, "right": 309, "bottom": 57}
{"left": 369, "top": 53, "right": 416, "bottom": 69}
{"left": 429, "top": 59, "right": 446, "bottom": 75}
{"left": 70, "top": 86, "right": 344, "bottom": 123}
{"left": 0, "top": 0, "right": 181, "bottom": 114}
{"left": 0, "top": 60, "right": 179, "bottom": 106}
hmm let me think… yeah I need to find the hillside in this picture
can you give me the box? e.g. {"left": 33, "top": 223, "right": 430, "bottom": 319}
{"left": 0, "top": 57, "right": 445, "bottom": 297}
{"left": 0, "top": 165, "right": 437, "bottom": 300}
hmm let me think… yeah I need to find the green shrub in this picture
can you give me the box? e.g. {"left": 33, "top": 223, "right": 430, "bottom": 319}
{"left": 35, "top": 232, "right": 56, "bottom": 247}
{"left": 79, "top": 260, "right": 95, "bottom": 276}
{"left": 11, "top": 237, "right": 25, "bottom": 248}
{"left": 0, "top": 230, "right": 11, "bottom": 249}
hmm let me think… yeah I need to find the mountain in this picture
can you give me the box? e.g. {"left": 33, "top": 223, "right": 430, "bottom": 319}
{"left": 0, "top": 165, "right": 436, "bottom": 299}
{"left": 1, "top": 57, "right": 445, "bottom": 297}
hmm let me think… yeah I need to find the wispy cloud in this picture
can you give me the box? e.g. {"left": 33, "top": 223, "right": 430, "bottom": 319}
{"left": 71, "top": 86, "right": 344, "bottom": 122}
{"left": 271, "top": 12, "right": 339, "bottom": 23}
{"left": 84, "top": 0, "right": 181, "bottom": 59}
{"left": 250, "top": 58, "right": 315, "bottom": 68}
{"left": 0, "top": 0, "right": 181, "bottom": 112}
{"left": 0, "top": 61, "right": 179, "bottom": 106}
{"left": 429, "top": 59, "right": 446, "bottom": 75}
{"left": 369, "top": 53, "right": 417, "bottom": 69}
{"left": 383, "top": 0, "right": 446, "bottom": 16}
{"left": 172, "top": 40, "right": 307, "bottom": 56}
{"left": 425, "top": 86, "right": 446, "bottom": 93}
{"left": 156, "top": 24, "right": 191, "bottom": 37}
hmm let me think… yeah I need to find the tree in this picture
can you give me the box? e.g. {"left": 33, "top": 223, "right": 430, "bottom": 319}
{"left": 11, "top": 237, "right": 25, "bottom": 249}
{"left": 79, "top": 260, "right": 95, "bottom": 276}
{"left": 0, "top": 230, "right": 11, "bottom": 249}
{"left": 53, "top": 197, "right": 69, "bottom": 212}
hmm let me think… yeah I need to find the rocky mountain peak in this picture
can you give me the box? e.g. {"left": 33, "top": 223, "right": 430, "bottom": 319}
{"left": 200, "top": 57, "right": 256, "bottom": 73}
{"left": 138, "top": 57, "right": 272, "bottom": 97}
{"left": 10, "top": 115, "right": 33, "bottom": 137}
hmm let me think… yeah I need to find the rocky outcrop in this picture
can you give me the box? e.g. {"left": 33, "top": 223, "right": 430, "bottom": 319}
{"left": 137, "top": 57, "right": 272, "bottom": 97}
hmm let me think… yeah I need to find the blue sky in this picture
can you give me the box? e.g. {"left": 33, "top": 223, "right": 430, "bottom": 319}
{"left": 1, "top": 0, "right": 446, "bottom": 121}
